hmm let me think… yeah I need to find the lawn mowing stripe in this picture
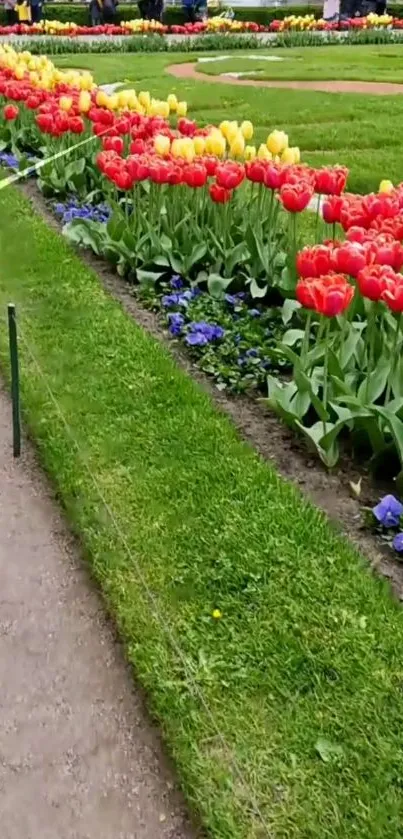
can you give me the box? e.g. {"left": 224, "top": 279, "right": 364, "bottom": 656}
{"left": 2, "top": 184, "right": 403, "bottom": 838}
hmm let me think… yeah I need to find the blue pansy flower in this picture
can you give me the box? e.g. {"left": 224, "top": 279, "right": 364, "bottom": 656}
{"left": 162, "top": 293, "right": 180, "bottom": 308}
{"left": 245, "top": 348, "right": 259, "bottom": 358}
{"left": 170, "top": 275, "right": 184, "bottom": 290}
{"left": 185, "top": 331, "right": 209, "bottom": 346}
{"left": 167, "top": 312, "right": 184, "bottom": 336}
{"left": 248, "top": 309, "right": 261, "bottom": 318}
{"left": 393, "top": 533, "right": 403, "bottom": 553}
{"left": 225, "top": 294, "right": 237, "bottom": 306}
{"left": 373, "top": 494, "right": 403, "bottom": 528}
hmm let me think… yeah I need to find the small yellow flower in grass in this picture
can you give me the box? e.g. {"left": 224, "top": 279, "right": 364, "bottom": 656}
{"left": 267, "top": 129, "right": 288, "bottom": 156}
{"left": 379, "top": 179, "right": 394, "bottom": 194}
{"left": 241, "top": 120, "right": 253, "bottom": 140}
{"left": 177, "top": 100, "right": 188, "bottom": 117}
{"left": 212, "top": 609, "right": 222, "bottom": 620}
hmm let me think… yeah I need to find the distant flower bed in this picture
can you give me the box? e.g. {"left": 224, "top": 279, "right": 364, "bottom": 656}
{"left": 0, "top": 13, "right": 402, "bottom": 37}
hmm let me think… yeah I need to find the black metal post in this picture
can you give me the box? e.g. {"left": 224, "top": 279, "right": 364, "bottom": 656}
{"left": 8, "top": 304, "right": 21, "bottom": 458}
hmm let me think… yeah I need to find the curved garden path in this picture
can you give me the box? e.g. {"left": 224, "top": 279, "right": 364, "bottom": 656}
{"left": 167, "top": 62, "right": 403, "bottom": 95}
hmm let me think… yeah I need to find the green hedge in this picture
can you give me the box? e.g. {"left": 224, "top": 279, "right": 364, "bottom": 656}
{"left": 1, "top": 2, "right": 403, "bottom": 25}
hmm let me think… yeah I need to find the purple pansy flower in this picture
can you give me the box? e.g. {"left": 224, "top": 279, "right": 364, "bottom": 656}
{"left": 373, "top": 494, "right": 403, "bottom": 528}
{"left": 162, "top": 293, "right": 180, "bottom": 308}
{"left": 245, "top": 348, "right": 259, "bottom": 358}
{"left": 248, "top": 309, "right": 261, "bottom": 318}
{"left": 393, "top": 533, "right": 403, "bottom": 553}
{"left": 167, "top": 312, "right": 184, "bottom": 336}
{"left": 170, "top": 275, "right": 184, "bottom": 290}
{"left": 185, "top": 331, "right": 208, "bottom": 346}
{"left": 225, "top": 294, "right": 237, "bottom": 306}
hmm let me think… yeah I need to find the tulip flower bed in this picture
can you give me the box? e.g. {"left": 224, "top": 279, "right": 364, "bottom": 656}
{"left": 4, "top": 44, "right": 403, "bottom": 494}
{"left": 0, "top": 12, "right": 402, "bottom": 38}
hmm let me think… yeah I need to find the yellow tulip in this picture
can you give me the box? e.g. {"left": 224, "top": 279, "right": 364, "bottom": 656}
{"left": 59, "top": 96, "right": 73, "bottom": 112}
{"left": 241, "top": 120, "right": 253, "bottom": 140}
{"left": 108, "top": 94, "right": 120, "bottom": 111}
{"left": 225, "top": 121, "right": 239, "bottom": 144}
{"left": 206, "top": 130, "right": 226, "bottom": 157}
{"left": 154, "top": 134, "right": 171, "bottom": 156}
{"left": 244, "top": 145, "right": 256, "bottom": 161}
{"left": 171, "top": 138, "right": 185, "bottom": 158}
{"left": 138, "top": 90, "right": 151, "bottom": 109}
{"left": 219, "top": 119, "right": 231, "bottom": 136}
{"left": 257, "top": 144, "right": 272, "bottom": 161}
{"left": 194, "top": 135, "right": 206, "bottom": 156}
{"left": 281, "top": 146, "right": 300, "bottom": 165}
{"left": 379, "top": 179, "right": 394, "bottom": 194}
{"left": 176, "top": 100, "right": 187, "bottom": 117}
{"left": 96, "top": 90, "right": 109, "bottom": 108}
{"left": 126, "top": 92, "right": 139, "bottom": 110}
{"left": 14, "top": 65, "right": 25, "bottom": 80}
{"left": 78, "top": 90, "right": 91, "bottom": 114}
{"left": 266, "top": 129, "right": 288, "bottom": 156}
{"left": 80, "top": 71, "right": 94, "bottom": 91}
{"left": 117, "top": 89, "right": 131, "bottom": 109}
{"left": 157, "top": 100, "right": 170, "bottom": 119}
{"left": 230, "top": 132, "right": 245, "bottom": 158}
{"left": 167, "top": 93, "right": 178, "bottom": 112}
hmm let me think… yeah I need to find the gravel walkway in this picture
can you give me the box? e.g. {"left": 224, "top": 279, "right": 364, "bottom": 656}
{"left": 167, "top": 60, "right": 403, "bottom": 95}
{"left": 0, "top": 383, "right": 196, "bottom": 839}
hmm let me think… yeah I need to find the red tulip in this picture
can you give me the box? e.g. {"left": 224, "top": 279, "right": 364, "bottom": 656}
{"left": 296, "top": 245, "right": 333, "bottom": 279}
{"left": 202, "top": 155, "right": 218, "bottom": 176}
{"left": 102, "top": 136, "right": 124, "bottom": 154}
{"left": 367, "top": 236, "right": 403, "bottom": 272}
{"left": 209, "top": 183, "right": 232, "bottom": 203}
{"left": 322, "top": 195, "right": 344, "bottom": 225}
{"left": 331, "top": 242, "right": 367, "bottom": 278}
{"left": 310, "top": 274, "right": 354, "bottom": 317}
{"left": 346, "top": 226, "right": 372, "bottom": 244}
{"left": 3, "top": 104, "right": 19, "bottom": 121}
{"left": 68, "top": 116, "right": 85, "bottom": 134}
{"left": 183, "top": 163, "right": 207, "bottom": 188}
{"left": 126, "top": 155, "right": 150, "bottom": 182}
{"left": 363, "top": 193, "right": 400, "bottom": 222}
{"left": 357, "top": 264, "right": 397, "bottom": 302}
{"left": 245, "top": 159, "right": 266, "bottom": 184}
{"left": 314, "top": 166, "right": 348, "bottom": 196}
{"left": 279, "top": 181, "right": 313, "bottom": 213}
{"left": 381, "top": 274, "right": 403, "bottom": 312}
{"left": 215, "top": 162, "right": 245, "bottom": 190}
{"left": 296, "top": 277, "right": 317, "bottom": 310}
{"left": 263, "top": 163, "right": 283, "bottom": 190}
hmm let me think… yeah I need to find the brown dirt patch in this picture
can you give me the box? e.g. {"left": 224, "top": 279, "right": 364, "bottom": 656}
{"left": 167, "top": 61, "right": 403, "bottom": 95}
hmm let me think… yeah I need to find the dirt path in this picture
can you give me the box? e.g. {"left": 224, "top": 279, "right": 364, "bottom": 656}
{"left": 167, "top": 62, "right": 403, "bottom": 95}
{"left": 0, "top": 384, "right": 196, "bottom": 839}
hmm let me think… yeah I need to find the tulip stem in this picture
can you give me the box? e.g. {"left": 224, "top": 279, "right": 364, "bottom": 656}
{"left": 322, "top": 319, "right": 331, "bottom": 439}
{"left": 385, "top": 312, "right": 402, "bottom": 406}
{"left": 365, "top": 302, "right": 377, "bottom": 404}
{"left": 301, "top": 311, "right": 312, "bottom": 365}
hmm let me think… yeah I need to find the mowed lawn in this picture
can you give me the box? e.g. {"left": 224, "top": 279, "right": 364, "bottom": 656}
{"left": 55, "top": 47, "right": 403, "bottom": 193}
{"left": 2, "top": 38, "right": 403, "bottom": 831}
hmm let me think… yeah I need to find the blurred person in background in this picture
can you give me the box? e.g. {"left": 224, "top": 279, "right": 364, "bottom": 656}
{"left": 2, "top": 0, "right": 17, "bottom": 25}
{"left": 29, "top": 0, "right": 43, "bottom": 24}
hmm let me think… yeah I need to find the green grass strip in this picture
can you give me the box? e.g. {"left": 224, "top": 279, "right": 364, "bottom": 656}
{"left": 1, "top": 185, "right": 403, "bottom": 839}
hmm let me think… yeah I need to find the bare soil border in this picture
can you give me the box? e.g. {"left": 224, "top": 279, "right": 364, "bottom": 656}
{"left": 167, "top": 61, "right": 403, "bottom": 95}
{"left": 19, "top": 181, "right": 403, "bottom": 603}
